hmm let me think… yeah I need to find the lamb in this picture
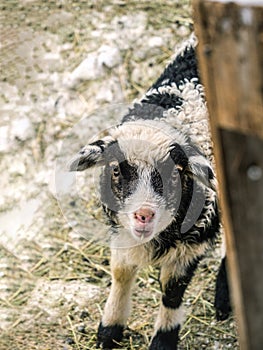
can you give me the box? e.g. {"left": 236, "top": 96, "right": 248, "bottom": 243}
{"left": 69, "top": 35, "right": 231, "bottom": 349}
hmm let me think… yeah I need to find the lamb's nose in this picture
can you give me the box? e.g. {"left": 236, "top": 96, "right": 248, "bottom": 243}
{"left": 134, "top": 208, "right": 155, "bottom": 224}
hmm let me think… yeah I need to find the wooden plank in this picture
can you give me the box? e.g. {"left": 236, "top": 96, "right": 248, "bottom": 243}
{"left": 220, "top": 129, "right": 263, "bottom": 350}
{"left": 193, "top": 0, "right": 263, "bottom": 138}
{"left": 193, "top": 1, "right": 263, "bottom": 349}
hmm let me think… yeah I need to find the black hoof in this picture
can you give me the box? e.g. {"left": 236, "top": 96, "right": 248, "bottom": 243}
{"left": 149, "top": 326, "right": 180, "bottom": 350}
{"left": 97, "top": 322, "right": 124, "bottom": 349}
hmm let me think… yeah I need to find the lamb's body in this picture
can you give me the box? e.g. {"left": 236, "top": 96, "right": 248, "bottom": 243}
{"left": 69, "top": 35, "right": 231, "bottom": 349}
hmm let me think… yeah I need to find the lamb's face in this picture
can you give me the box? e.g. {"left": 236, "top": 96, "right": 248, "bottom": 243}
{"left": 69, "top": 120, "right": 216, "bottom": 243}
{"left": 100, "top": 149, "right": 181, "bottom": 242}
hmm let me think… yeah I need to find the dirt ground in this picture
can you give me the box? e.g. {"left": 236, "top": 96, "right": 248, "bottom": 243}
{"left": 0, "top": 1, "right": 239, "bottom": 349}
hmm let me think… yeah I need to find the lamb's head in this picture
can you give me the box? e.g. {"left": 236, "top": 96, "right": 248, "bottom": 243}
{"left": 69, "top": 120, "right": 216, "bottom": 243}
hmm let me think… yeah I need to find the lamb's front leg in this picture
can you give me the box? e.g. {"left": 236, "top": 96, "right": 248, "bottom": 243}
{"left": 150, "top": 259, "right": 199, "bottom": 350}
{"left": 97, "top": 250, "right": 137, "bottom": 349}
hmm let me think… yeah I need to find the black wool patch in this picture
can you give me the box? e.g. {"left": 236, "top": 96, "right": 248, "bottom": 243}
{"left": 122, "top": 102, "right": 165, "bottom": 122}
{"left": 162, "top": 258, "right": 200, "bottom": 309}
{"left": 170, "top": 143, "right": 189, "bottom": 170}
{"left": 214, "top": 257, "right": 232, "bottom": 321}
{"left": 141, "top": 92, "right": 184, "bottom": 110}
{"left": 89, "top": 139, "right": 108, "bottom": 151}
{"left": 151, "top": 46, "right": 199, "bottom": 90}
{"left": 149, "top": 325, "right": 180, "bottom": 350}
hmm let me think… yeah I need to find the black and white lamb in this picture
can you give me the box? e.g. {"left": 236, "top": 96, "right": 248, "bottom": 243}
{"left": 69, "top": 35, "right": 231, "bottom": 350}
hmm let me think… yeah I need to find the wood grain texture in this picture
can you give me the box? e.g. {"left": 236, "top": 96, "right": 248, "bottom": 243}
{"left": 220, "top": 129, "right": 263, "bottom": 350}
{"left": 193, "top": 0, "right": 263, "bottom": 138}
{"left": 193, "top": 1, "right": 263, "bottom": 349}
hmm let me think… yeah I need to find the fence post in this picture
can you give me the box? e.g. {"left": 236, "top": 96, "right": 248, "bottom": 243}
{"left": 193, "top": 1, "right": 263, "bottom": 349}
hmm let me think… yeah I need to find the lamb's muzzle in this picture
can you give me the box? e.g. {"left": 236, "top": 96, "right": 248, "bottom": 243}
{"left": 133, "top": 207, "right": 155, "bottom": 239}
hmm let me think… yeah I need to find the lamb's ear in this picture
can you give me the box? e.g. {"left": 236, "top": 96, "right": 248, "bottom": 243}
{"left": 170, "top": 143, "right": 216, "bottom": 191}
{"left": 186, "top": 148, "right": 217, "bottom": 191}
{"left": 68, "top": 136, "right": 115, "bottom": 171}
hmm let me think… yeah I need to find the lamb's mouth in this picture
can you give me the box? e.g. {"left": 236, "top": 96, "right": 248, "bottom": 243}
{"left": 134, "top": 228, "right": 153, "bottom": 240}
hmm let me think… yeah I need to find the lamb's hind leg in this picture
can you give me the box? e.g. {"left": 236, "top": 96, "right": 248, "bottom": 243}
{"left": 149, "top": 259, "right": 199, "bottom": 350}
{"left": 97, "top": 251, "right": 137, "bottom": 349}
{"left": 214, "top": 256, "right": 231, "bottom": 320}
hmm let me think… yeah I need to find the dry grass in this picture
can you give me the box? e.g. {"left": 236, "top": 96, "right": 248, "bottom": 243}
{"left": 0, "top": 197, "right": 238, "bottom": 349}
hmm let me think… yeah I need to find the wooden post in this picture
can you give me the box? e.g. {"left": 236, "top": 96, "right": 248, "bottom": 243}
{"left": 193, "top": 1, "right": 263, "bottom": 349}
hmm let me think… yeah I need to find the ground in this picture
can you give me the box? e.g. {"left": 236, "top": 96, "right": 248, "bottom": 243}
{"left": 0, "top": 1, "right": 238, "bottom": 349}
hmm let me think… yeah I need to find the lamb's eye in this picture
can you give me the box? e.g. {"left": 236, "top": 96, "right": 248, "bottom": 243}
{"left": 110, "top": 162, "right": 120, "bottom": 178}
{"left": 112, "top": 167, "right": 120, "bottom": 177}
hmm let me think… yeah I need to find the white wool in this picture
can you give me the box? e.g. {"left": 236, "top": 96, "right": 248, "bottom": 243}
{"left": 111, "top": 119, "right": 188, "bottom": 165}
{"left": 154, "top": 79, "right": 212, "bottom": 161}
{"left": 153, "top": 305, "right": 185, "bottom": 334}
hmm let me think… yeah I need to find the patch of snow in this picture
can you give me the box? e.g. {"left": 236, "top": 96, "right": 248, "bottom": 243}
{"left": 0, "top": 126, "right": 10, "bottom": 153}
{"left": 10, "top": 117, "right": 34, "bottom": 141}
